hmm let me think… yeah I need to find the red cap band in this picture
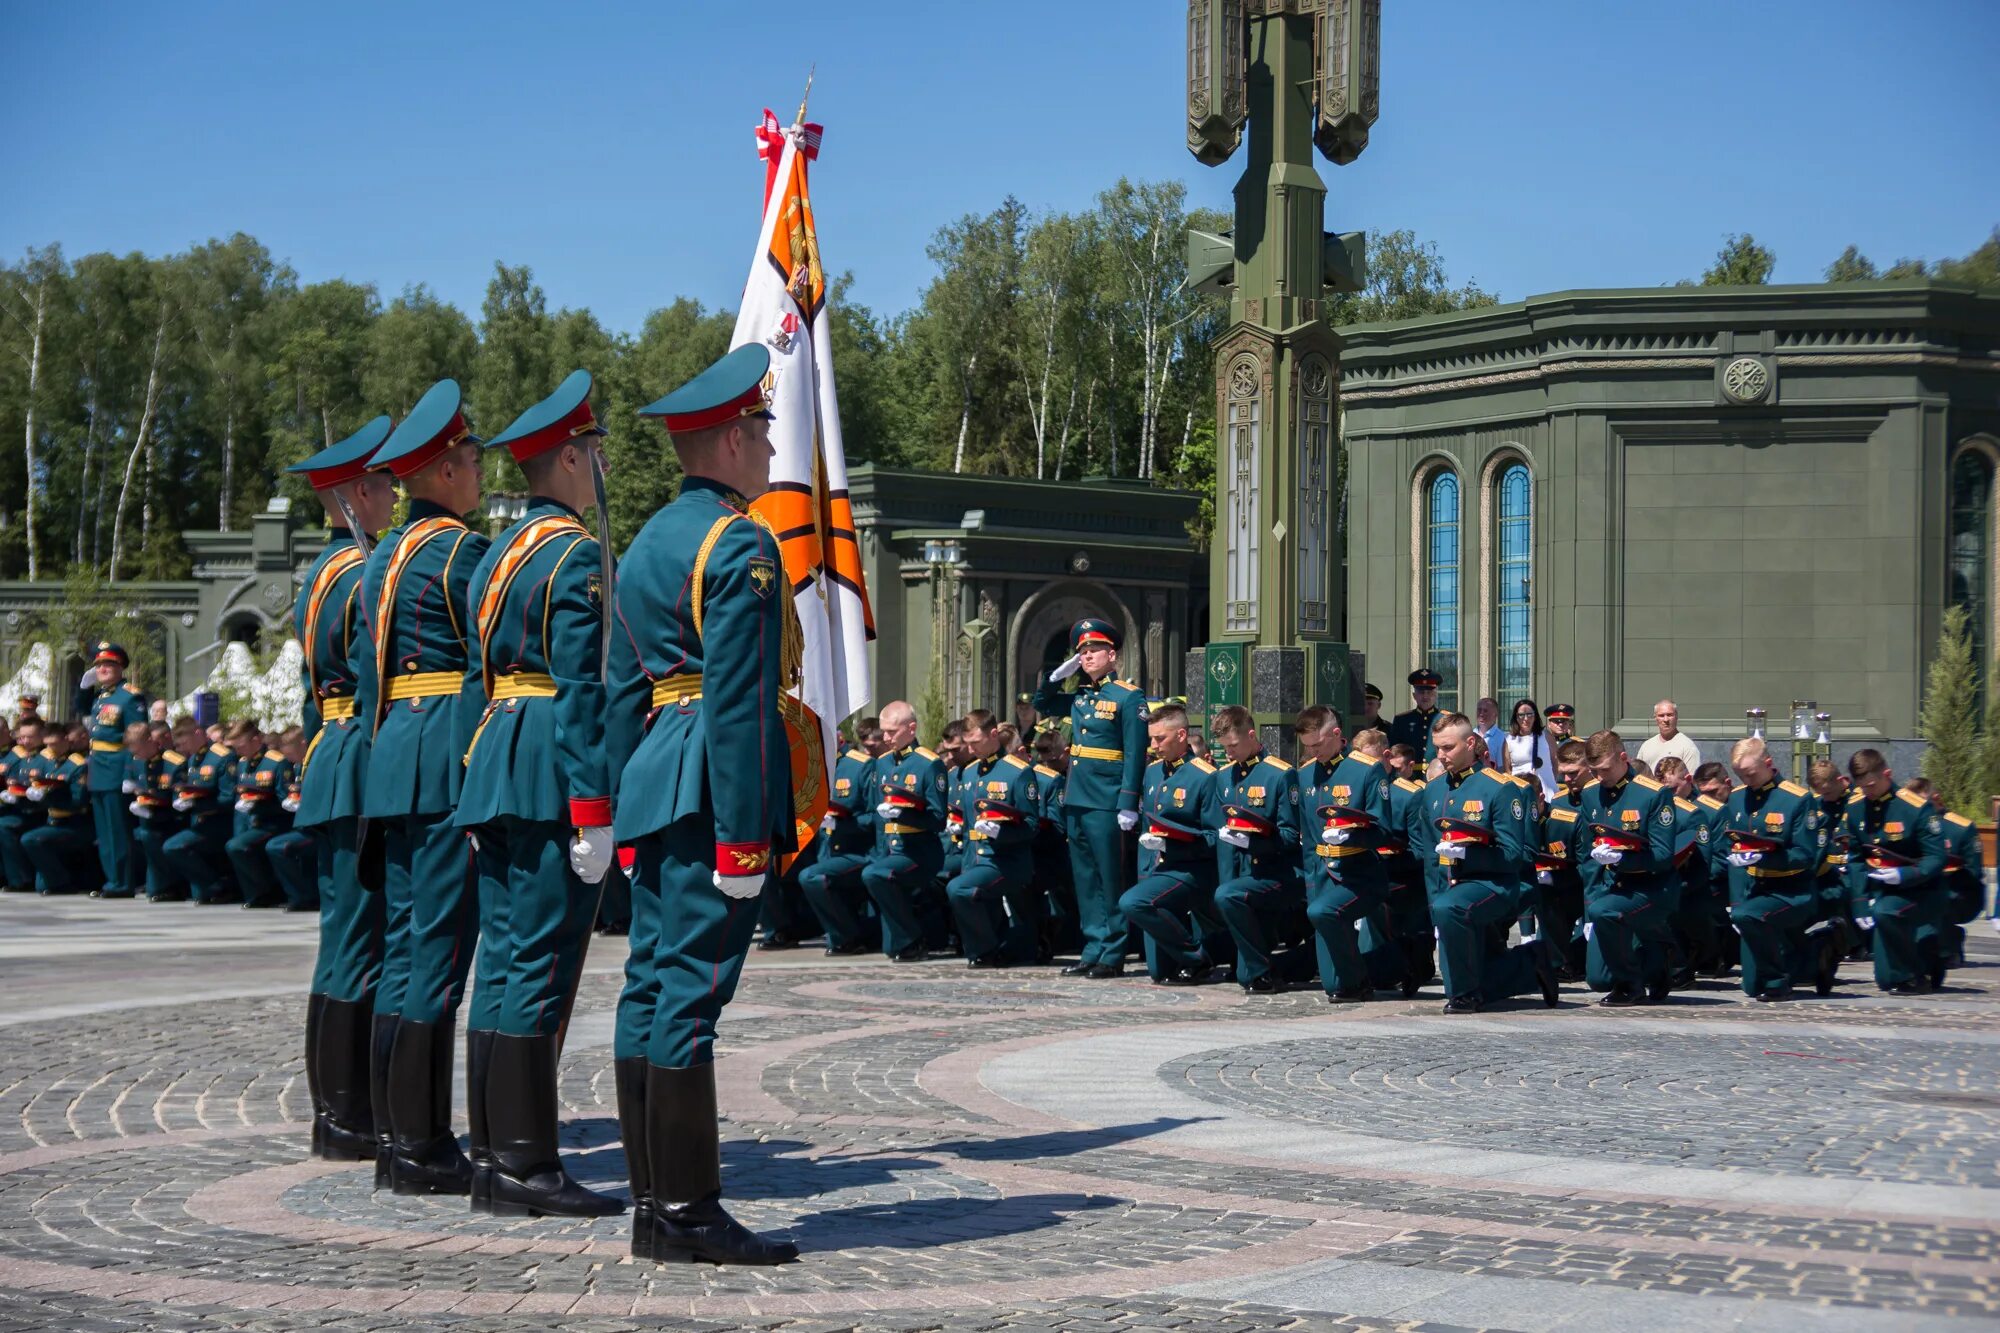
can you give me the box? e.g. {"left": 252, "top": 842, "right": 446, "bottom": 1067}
{"left": 569, "top": 796, "right": 612, "bottom": 828}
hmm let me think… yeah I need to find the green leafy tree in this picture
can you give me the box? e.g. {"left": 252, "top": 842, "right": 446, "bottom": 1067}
{"left": 20, "top": 565, "right": 167, "bottom": 705}
{"left": 1333, "top": 228, "right": 1497, "bottom": 325}
{"left": 1699, "top": 233, "right": 1776, "bottom": 286}
{"left": 1824, "top": 245, "right": 1879, "bottom": 282}
{"left": 1920, "top": 607, "right": 1986, "bottom": 817}
{"left": 470, "top": 262, "right": 552, "bottom": 490}
{"left": 185, "top": 234, "right": 281, "bottom": 530}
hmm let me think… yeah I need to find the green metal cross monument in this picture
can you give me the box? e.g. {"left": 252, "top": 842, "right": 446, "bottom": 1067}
{"left": 1183, "top": 0, "right": 1378, "bottom": 755}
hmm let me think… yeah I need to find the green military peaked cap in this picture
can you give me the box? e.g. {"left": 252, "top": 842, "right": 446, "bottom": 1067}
{"left": 1070, "top": 617, "right": 1120, "bottom": 651}
{"left": 638, "top": 344, "right": 774, "bottom": 433}
{"left": 286, "top": 415, "right": 394, "bottom": 490}
{"left": 373, "top": 380, "right": 480, "bottom": 479}
{"left": 486, "top": 369, "right": 605, "bottom": 462}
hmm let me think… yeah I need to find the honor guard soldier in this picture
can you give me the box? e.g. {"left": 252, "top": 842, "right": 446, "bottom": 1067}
{"left": 1415, "top": 713, "right": 1557, "bottom": 1013}
{"left": 224, "top": 723, "right": 293, "bottom": 909}
{"left": 607, "top": 343, "right": 799, "bottom": 1265}
{"left": 21, "top": 724, "right": 97, "bottom": 893}
{"left": 1294, "top": 707, "right": 1403, "bottom": 1002}
{"left": 1576, "top": 730, "right": 1680, "bottom": 1007}
{"left": 944, "top": 709, "right": 1043, "bottom": 966}
{"left": 1208, "top": 704, "right": 1302, "bottom": 993}
{"left": 1388, "top": 668, "right": 1443, "bottom": 763}
{"left": 455, "top": 369, "right": 623, "bottom": 1218}
{"left": 262, "top": 728, "right": 319, "bottom": 911}
{"left": 798, "top": 721, "right": 881, "bottom": 955}
{"left": 162, "top": 726, "right": 238, "bottom": 902}
{"left": 1118, "top": 703, "right": 1227, "bottom": 984}
{"left": 1716, "top": 738, "right": 1825, "bottom": 1001}
{"left": 861, "top": 702, "right": 949, "bottom": 961}
{"left": 0, "top": 716, "right": 47, "bottom": 893}
{"left": 287, "top": 418, "right": 396, "bottom": 1165}
{"left": 1840, "top": 750, "right": 1947, "bottom": 994}
{"left": 83, "top": 641, "right": 149, "bottom": 890}
{"left": 361, "top": 381, "right": 490, "bottom": 1193}
{"left": 1032, "top": 618, "right": 1148, "bottom": 977}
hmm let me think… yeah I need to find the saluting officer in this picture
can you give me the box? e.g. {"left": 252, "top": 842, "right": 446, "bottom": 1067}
{"left": 944, "top": 709, "right": 1043, "bottom": 966}
{"left": 455, "top": 369, "right": 622, "bottom": 1219}
{"left": 82, "top": 641, "right": 149, "bottom": 890}
{"left": 1117, "top": 703, "right": 1227, "bottom": 984}
{"left": 286, "top": 419, "right": 397, "bottom": 1165}
{"left": 1032, "top": 618, "right": 1148, "bottom": 977}
{"left": 1841, "top": 749, "right": 1947, "bottom": 994}
{"left": 361, "top": 380, "right": 490, "bottom": 1194}
{"left": 1716, "top": 737, "right": 1824, "bottom": 1001}
{"left": 798, "top": 719, "right": 881, "bottom": 955}
{"left": 606, "top": 343, "right": 798, "bottom": 1265}
{"left": 1576, "top": 730, "right": 1680, "bottom": 1007}
{"left": 860, "top": 701, "right": 951, "bottom": 962}
{"left": 1387, "top": 668, "right": 1443, "bottom": 762}
{"left": 1209, "top": 704, "right": 1302, "bottom": 993}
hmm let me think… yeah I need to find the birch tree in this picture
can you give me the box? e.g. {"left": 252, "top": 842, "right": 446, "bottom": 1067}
{"left": 2, "top": 246, "right": 62, "bottom": 579}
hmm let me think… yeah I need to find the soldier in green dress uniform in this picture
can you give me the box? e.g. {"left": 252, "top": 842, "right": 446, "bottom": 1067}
{"left": 1117, "top": 702, "right": 1227, "bottom": 984}
{"left": 162, "top": 730, "right": 238, "bottom": 902}
{"left": 944, "top": 709, "right": 1043, "bottom": 966}
{"left": 1372, "top": 756, "right": 1438, "bottom": 991}
{"left": 455, "top": 369, "right": 622, "bottom": 1219}
{"left": 122, "top": 723, "right": 182, "bottom": 901}
{"left": 21, "top": 725, "right": 97, "bottom": 893}
{"left": 0, "top": 717, "right": 47, "bottom": 893}
{"left": 360, "top": 380, "right": 490, "bottom": 1194}
{"left": 1209, "top": 704, "right": 1303, "bottom": 993}
{"left": 287, "top": 418, "right": 397, "bottom": 1165}
{"left": 263, "top": 729, "right": 318, "bottom": 911}
{"left": 1294, "top": 706, "right": 1403, "bottom": 1001}
{"left": 1840, "top": 749, "right": 1948, "bottom": 994}
{"left": 1387, "top": 668, "right": 1443, "bottom": 763}
{"left": 860, "top": 702, "right": 950, "bottom": 962}
{"left": 1576, "top": 731, "right": 1680, "bottom": 1007}
{"left": 81, "top": 641, "right": 149, "bottom": 892}
{"left": 606, "top": 343, "right": 798, "bottom": 1265}
{"left": 798, "top": 724, "right": 880, "bottom": 955}
{"left": 1031, "top": 618, "right": 1148, "bottom": 977}
{"left": 1716, "top": 737, "right": 1825, "bottom": 1001}
{"left": 224, "top": 725, "right": 294, "bottom": 909}
{"left": 1905, "top": 778, "right": 1988, "bottom": 967}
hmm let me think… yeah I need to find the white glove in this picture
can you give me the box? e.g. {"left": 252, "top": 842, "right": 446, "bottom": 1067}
{"left": 1726, "top": 850, "right": 1763, "bottom": 868}
{"left": 1855, "top": 915, "right": 1876, "bottom": 930}
{"left": 1589, "top": 844, "right": 1625, "bottom": 867}
{"left": 0, "top": 790, "right": 15, "bottom": 804}
{"left": 1138, "top": 832, "right": 1165, "bottom": 852}
{"left": 875, "top": 801, "right": 899, "bottom": 820}
{"left": 569, "top": 826, "right": 614, "bottom": 885}
{"left": 129, "top": 800, "right": 149, "bottom": 820}
{"left": 1436, "top": 842, "right": 1467, "bottom": 862}
{"left": 1320, "top": 825, "right": 1351, "bottom": 846}
{"left": 172, "top": 795, "right": 193, "bottom": 812}
{"left": 281, "top": 796, "right": 300, "bottom": 813}
{"left": 1867, "top": 865, "right": 1902, "bottom": 885}
{"left": 1117, "top": 809, "right": 1139, "bottom": 832}
{"left": 1219, "top": 828, "right": 1250, "bottom": 849}
{"left": 1048, "top": 653, "right": 1083, "bottom": 683}
{"left": 974, "top": 818, "right": 1002, "bottom": 838}
{"left": 234, "top": 797, "right": 255, "bottom": 814}
{"left": 714, "top": 870, "right": 765, "bottom": 900}
{"left": 26, "top": 786, "right": 47, "bottom": 803}
{"left": 820, "top": 813, "right": 837, "bottom": 832}
{"left": 1535, "top": 868, "right": 1554, "bottom": 885}
{"left": 121, "top": 779, "right": 139, "bottom": 794}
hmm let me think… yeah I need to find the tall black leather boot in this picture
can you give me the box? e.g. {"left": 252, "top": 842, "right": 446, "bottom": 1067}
{"left": 386, "top": 1019, "right": 471, "bottom": 1195}
{"left": 613, "top": 1057, "right": 653, "bottom": 1258}
{"left": 316, "top": 999, "right": 376, "bottom": 1161}
{"left": 643, "top": 1063, "right": 797, "bottom": 1265}
{"left": 487, "top": 1034, "right": 623, "bottom": 1218}
{"left": 464, "top": 1028, "right": 496, "bottom": 1211}
{"left": 368, "top": 1013, "right": 399, "bottom": 1189}
{"left": 303, "top": 992, "right": 326, "bottom": 1158}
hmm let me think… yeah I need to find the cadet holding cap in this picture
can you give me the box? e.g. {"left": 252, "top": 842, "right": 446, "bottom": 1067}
{"left": 359, "top": 379, "right": 491, "bottom": 1195}
{"left": 604, "top": 342, "right": 798, "bottom": 1265}
{"left": 83, "top": 640, "right": 149, "bottom": 893}
{"left": 454, "top": 369, "right": 622, "bottom": 1219}
{"left": 1209, "top": 704, "right": 1304, "bottom": 993}
{"left": 1031, "top": 617, "right": 1149, "bottom": 977}
{"left": 1388, "top": 668, "right": 1443, "bottom": 762}
{"left": 1718, "top": 737, "right": 1825, "bottom": 1001}
{"left": 943, "top": 708, "right": 1042, "bottom": 967}
{"left": 1117, "top": 702, "right": 1228, "bottom": 985}
{"left": 287, "top": 415, "right": 397, "bottom": 1167}
{"left": 1294, "top": 705, "right": 1406, "bottom": 1002}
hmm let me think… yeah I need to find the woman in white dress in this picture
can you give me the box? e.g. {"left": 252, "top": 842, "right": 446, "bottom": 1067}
{"left": 1504, "top": 699, "right": 1558, "bottom": 799}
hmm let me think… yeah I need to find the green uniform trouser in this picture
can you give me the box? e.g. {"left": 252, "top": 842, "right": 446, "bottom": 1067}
{"left": 1731, "top": 887, "right": 1814, "bottom": 996}
{"left": 131, "top": 816, "right": 184, "bottom": 900}
{"left": 799, "top": 850, "right": 873, "bottom": 950}
{"left": 1535, "top": 876, "right": 1587, "bottom": 975}
{"left": 946, "top": 859, "right": 1037, "bottom": 962}
{"left": 265, "top": 829, "right": 318, "bottom": 910}
{"left": 1363, "top": 879, "right": 1435, "bottom": 985}
{"left": 614, "top": 829, "right": 665, "bottom": 1062}
{"left": 1585, "top": 883, "right": 1678, "bottom": 992}
{"left": 629, "top": 818, "right": 763, "bottom": 1068}
{"left": 1306, "top": 867, "right": 1404, "bottom": 994}
{"left": 382, "top": 813, "right": 475, "bottom": 1026}
{"left": 861, "top": 843, "right": 944, "bottom": 956}
{"left": 23, "top": 819, "right": 97, "bottom": 893}
{"left": 473, "top": 816, "right": 598, "bottom": 1037}
{"left": 0, "top": 810, "right": 43, "bottom": 887}
{"left": 226, "top": 828, "right": 284, "bottom": 905}
{"left": 91, "top": 789, "right": 133, "bottom": 890}
{"left": 1871, "top": 886, "right": 1945, "bottom": 990}
{"left": 1119, "top": 867, "right": 1228, "bottom": 978}
{"left": 164, "top": 814, "right": 233, "bottom": 901}
{"left": 312, "top": 817, "right": 384, "bottom": 1004}
{"left": 1065, "top": 808, "right": 1130, "bottom": 967}
{"left": 1432, "top": 875, "right": 1539, "bottom": 1003}
{"left": 1215, "top": 874, "right": 1303, "bottom": 985}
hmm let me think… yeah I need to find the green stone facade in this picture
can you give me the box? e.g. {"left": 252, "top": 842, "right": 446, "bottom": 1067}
{"left": 1339, "top": 280, "right": 2000, "bottom": 757}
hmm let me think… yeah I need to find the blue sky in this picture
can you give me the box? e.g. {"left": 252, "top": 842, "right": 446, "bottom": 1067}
{"left": 4, "top": 1, "right": 1995, "bottom": 336}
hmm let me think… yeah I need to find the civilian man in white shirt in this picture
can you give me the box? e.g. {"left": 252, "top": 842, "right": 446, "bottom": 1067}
{"left": 1636, "top": 699, "right": 1702, "bottom": 773}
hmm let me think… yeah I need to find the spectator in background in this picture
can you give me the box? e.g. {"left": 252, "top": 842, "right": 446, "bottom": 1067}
{"left": 1475, "top": 698, "right": 1507, "bottom": 769}
{"left": 149, "top": 699, "right": 170, "bottom": 725}
{"left": 1637, "top": 699, "right": 1702, "bottom": 773}
{"left": 1502, "top": 699, "right": 1558, "bottom": 798}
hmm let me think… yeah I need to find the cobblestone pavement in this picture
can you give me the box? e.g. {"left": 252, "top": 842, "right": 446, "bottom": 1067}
{"left": 0, "top": 896, "right": 1996, "bottom": 1331}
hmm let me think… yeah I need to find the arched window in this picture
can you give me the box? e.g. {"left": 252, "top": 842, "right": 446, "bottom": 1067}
{"left": 1424, "top": 470, "right": 1461, "bottom": 710}
{"left": 1951, "top": 447, "right": 1994, "bottom": 674}
{"left": 1494, "top": 464, "right": 1532, "bottom": 699}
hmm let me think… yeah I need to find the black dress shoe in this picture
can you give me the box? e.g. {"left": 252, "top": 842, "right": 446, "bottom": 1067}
{"left": 1156, "top": 960, "right": 1218, "bottom": 986}
{"left": 1887, "top": 980, "right": 1931, "bottom": 996}
{"left": 1752, "top": 989, "right": 1790, "bottom": 1003}
{"left": 1085, "top": 963, "right": 1125, "bottom": 979}
{"left": 1325, "top": 987, "right": 1371, "bottom": 1004}
{"left": 1441, "top": 995, "right": 1481, "bottom": 1014}
{"left": 967, "top": 954, "right": 1009, "bottom": 969}
{"left": 756, "top": 932, "right": 801, "bottom": 951}
{"left": 1597, "top": 988, "right": 1641, "bottom": 1008}
{"left": 1535, "top": 949, "right": 1561, "bottom": 1009}
{"left": 1243, "top": 974, "right": 1285, "bottom": 994}
{"left": 823, "top": 940, "right": 869, "bottom": 956}
{"left": 889, "top": 946, "right": 927, "bottom": 963}
{"left": 1058, "top": 962, "right": 1094, "bottom": 976}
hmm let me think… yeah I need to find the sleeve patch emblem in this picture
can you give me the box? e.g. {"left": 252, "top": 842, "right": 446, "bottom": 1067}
{"left": 587, "top": 571, "right": 603, "bottom": 607}
{"left": 1659, "top": 805, "right": 1674, "bottom": 826}
{"left": 748, "top": 556, "right": 777, "bottom": 598}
